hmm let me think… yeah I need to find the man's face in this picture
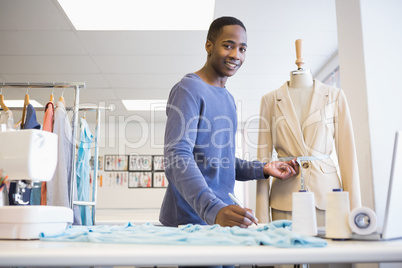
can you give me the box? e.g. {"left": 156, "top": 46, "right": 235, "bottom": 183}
{"left": 207, "top": 25, "right": 247, "bottom": 78}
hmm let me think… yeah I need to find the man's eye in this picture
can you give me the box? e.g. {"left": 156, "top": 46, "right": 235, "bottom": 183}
{"left": 240, "top": 48, "right": 246, "bottom": 52}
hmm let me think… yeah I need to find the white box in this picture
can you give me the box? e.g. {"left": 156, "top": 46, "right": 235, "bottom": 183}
{"left": 0, "top": 205, "right": 73, "bottom": 239}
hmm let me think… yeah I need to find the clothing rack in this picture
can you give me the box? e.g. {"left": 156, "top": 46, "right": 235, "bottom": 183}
{"left": 0, "top": 82, "right": 110, "bottom": 225}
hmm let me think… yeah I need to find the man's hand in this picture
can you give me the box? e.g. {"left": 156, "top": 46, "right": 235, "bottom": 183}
{"left": 215, "top": 205, "right": 258, "bottom": 228}
{"left": 263, "top": 158, "right": 299, "bottom": 180}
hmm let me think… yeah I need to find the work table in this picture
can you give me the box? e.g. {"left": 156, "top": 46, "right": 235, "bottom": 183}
{"left": 1, "top": 238, "right": 402, "bottom": 266}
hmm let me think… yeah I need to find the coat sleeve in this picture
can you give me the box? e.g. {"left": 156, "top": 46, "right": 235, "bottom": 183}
{"left": 256, "top": 95, "right": 274, "bottom": 223}
{"left": 334, "top": 89, "right": 362, "bottom": 209}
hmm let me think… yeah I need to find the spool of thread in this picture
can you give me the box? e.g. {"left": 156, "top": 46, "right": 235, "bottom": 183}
{"left": 348, "top": 206, "right": 378, "bottom": 235}
{"left": 325, "top": 189, "right": 352, "bottom": 239}
{"left": 292, "top": 191, "right": 317, "bottom": 236}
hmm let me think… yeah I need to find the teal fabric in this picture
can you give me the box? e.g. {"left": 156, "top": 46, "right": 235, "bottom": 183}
{"left": 76, "top": 118, "right": 93, "bottom": 225}
{"left": 39, "top": 220, "right": 327, "bottom": 248}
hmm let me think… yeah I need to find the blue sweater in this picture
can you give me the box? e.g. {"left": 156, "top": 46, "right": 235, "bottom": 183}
{"left": 159, "top": 73, "right": 266, "bottom": 227}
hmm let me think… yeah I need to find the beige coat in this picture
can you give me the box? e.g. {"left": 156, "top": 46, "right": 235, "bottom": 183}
{"left": 256, "top": 80, "right": 361, "bottom": 223}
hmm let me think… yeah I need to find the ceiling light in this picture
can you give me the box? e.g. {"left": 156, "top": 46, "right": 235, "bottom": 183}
{"left": 58, "top": 0, "right": 215, "bottom": 30}
{"left": 4, "top": 100, "right": 43, "bottom": 108}
{"left": 122, "top": 100, "right": 167, "bottom": 111}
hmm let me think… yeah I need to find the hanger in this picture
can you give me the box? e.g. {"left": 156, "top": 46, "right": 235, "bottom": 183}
{"left": 75, "top": 111, "right": 87, "bottom": 150}
{"left": 59, "top": 88, "right": 66, "bottom": 107}
{"left": 20, "top": 88, "right": 30, "bottom": 129}
{"left": 0, "top": 86, "right": 9, "bottom": 112}
{"left": 50, "top": 87, "right": 54, "bottom": 103}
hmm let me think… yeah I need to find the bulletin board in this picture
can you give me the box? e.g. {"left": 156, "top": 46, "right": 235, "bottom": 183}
{"left": 92, "top": 154, "right": 168, "bottom": 209}
{"left": 99, "top": 154, "right": 167, "bottom": 189}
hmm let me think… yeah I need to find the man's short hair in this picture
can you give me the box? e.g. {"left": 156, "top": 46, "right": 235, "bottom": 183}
{"left": 207, "top": 16, "right": 246, "bottom": 43}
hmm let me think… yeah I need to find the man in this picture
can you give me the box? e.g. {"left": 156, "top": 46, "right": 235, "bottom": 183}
{"left": 160, "top": 16, "right": 298, "bottom": 228}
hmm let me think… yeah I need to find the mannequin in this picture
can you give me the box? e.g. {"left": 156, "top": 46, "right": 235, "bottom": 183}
{"left": 256, "top": 39, "right": 361, "bottom": 226}
{"left": 288, "top": 70, "right": 314, "bottom": 128}
{"left": 288, "top": 39, "right": 314, "bottom": 127}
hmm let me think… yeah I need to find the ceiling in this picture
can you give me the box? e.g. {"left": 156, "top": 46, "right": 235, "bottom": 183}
{"left": 0, "top": 0, "right": 338, "bottom": 124}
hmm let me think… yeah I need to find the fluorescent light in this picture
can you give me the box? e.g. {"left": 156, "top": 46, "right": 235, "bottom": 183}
{"left": 4, "top": 100, "right": 43, "bottom": 108}
{"left": 122, "top": 99, "right": 167, "bottom": 111}
{"left": 58, "top": 0, "right": 215, "bottom": 30}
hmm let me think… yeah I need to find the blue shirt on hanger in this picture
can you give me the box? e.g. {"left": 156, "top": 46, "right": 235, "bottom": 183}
{"left": 25, "top": 104, "right": 41, "bottom": 205}
{"left": 24, "top": 104, "right": 40, "bottom": 130}
{"left": 76, "top": 117, "right": 93, "bottom": 226}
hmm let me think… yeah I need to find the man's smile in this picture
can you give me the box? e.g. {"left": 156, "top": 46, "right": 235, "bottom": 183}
{"left": 225, "top": 61, "right": 239, "bottom": 69}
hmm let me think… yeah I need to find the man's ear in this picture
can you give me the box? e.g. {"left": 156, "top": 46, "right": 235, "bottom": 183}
{"left": 205, "top": 40, "right": 213, "bottom": 56}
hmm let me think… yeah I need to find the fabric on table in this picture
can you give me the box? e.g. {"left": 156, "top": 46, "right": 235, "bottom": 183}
{"left": 39, "top": 220, "right": 327, "bottom": 248}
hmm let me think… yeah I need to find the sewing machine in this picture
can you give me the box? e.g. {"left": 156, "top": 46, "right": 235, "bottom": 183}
{"left": 0, "top": 129, "right": 73, "bottom": 239}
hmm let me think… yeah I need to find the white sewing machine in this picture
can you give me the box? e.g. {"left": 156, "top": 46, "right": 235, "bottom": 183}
{"left": 0, "top": 129, "right": 73, "bottom": 239}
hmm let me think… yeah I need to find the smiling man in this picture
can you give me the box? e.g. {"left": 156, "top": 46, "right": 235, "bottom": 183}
{"left": 159, "top": 16, "right": 299, "bottom": 229}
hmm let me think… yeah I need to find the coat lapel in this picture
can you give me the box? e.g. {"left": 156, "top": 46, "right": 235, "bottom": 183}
{"left": 276, "top": 80, "right": 330, "bottom": 156}
{"left": 276, "top": 83, "right": 308, "bottom": 154}
{"left": 302, "top": 80, "right": 330, "bottom": 152}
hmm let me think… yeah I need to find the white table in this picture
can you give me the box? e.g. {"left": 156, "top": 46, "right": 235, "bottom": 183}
{"left": 1, "top": 239, "right": 402, "bottom": 266}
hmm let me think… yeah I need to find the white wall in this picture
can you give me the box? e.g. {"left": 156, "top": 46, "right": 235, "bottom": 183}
{"left": 336, "top": 0, "right": 402, "bottom": 225}
{"left": 362, "top": 0, "right": 402, "bottom": 224}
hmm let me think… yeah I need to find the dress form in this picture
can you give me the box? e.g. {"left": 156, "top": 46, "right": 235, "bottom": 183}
{"left": 274, "top": 40, "right": 325, "bottom": 226}
{"left": 256, "top": 39, "right": 361, "bottom": 227}
{"left": 288, "top": 70, "right": 314, "bottom": 127}
{"left": 288, "top": 39, "right": 314, "bottom": 127}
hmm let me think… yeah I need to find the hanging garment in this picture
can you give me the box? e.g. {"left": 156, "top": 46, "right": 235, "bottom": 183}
{"left": 26, "top": 104, "right": 42, "bottom": 205}
{"left": 256, "top": 80, "right": 361, "bottom": 223}
{"left": 18, "top": 104, "right": 40, "bottom": 205}
{"left": 9, "top": 104, "right": 40, "bottom": 205}
{"left": 42, "top": 102, "right": 54, "bottom": 132}
{"left": 41, "top": 102, "right": 55, "bottom": 205}
{"left": 0, "top": 110, "right": 15, "bottom": 130}
{"left": 47, "top": 101, "right": 81, "bottom": 225}
{"left": 76, "top": 117, "right": 93, "bottom": 226}
{"left": 24, "top": 104, "right": 41, "bottom": 130}
{"left": 3, "top": 111, "right": 22, "bottom": 205}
